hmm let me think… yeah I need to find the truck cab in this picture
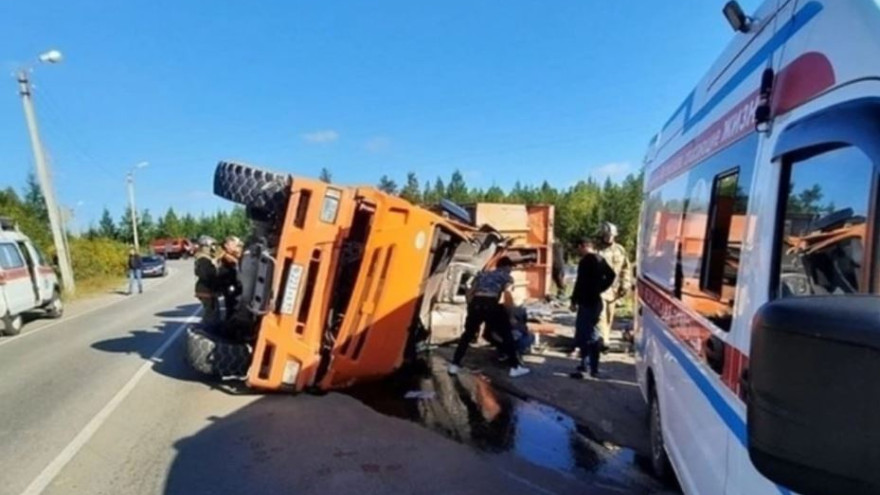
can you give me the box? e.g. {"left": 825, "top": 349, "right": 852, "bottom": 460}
{"left": 0, "top": 218, "right": 63, "bottom": 335}
{"left": 187, "top": 161, "right": 501, "bottom": 392}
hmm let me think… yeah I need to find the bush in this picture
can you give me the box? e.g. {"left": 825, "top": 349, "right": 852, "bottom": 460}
{"left": 69, "top": 237, "right": 129, "bottom": 281}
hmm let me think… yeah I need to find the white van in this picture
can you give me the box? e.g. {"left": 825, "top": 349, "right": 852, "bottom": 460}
{"left": 0, "top": 218, "right": 63, "bottom": 335}
{"left": 636, "top": 1, "right": 880, "bottom": 494}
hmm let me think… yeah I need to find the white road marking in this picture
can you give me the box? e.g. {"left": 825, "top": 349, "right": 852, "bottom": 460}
{"left": 0, "top": 267, "right": 177, "bottom": 348}
{"left": 20, "top": 305, "right": 201, "bottom": 495}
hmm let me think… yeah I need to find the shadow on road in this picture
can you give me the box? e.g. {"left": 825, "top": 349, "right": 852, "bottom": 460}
{"left": 90, "top": 303, "right": 257, "bottom": 395}
{"left": 161, "top": 379, "right": 673, "bottom": 495}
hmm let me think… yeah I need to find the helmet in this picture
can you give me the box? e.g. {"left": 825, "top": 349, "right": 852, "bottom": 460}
{"left": 600, "top": 222, "right": 618, "bottom": 237}
{"left": 197, "top": 235, "right": 217, "bottom": 248}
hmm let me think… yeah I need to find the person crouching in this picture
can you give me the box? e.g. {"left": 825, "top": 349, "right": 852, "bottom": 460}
{"left": 448, "top": 256, "right": 531, "bottom": 379}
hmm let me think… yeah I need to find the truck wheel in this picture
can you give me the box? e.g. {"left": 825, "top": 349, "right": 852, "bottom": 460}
{"left": 649, "top": 389, "right": 674, "bottom": 483}
{"left": 213, "top": 160, "right": 291, "bottom": 212}
{"left": 46, "top": 290, "right": 64, "bottom": 319}
{"left": 185, "top": 327, "right": 251, "bottom": 378}
{"left": 2, "top": 313, "right": 23, "bottom": 336}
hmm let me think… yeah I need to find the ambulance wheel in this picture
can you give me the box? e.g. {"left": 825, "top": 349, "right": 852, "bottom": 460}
{"left": 46, "top": 290, "right": 64, "bottom": 319}
{"left": 649, "top": 389, "right": 674, "bottom": 483}
{"left": 2, "top": 313, "right": 23, "bottom": 336}
{"left": 213, "top": 160, "right": 291, "bottom": 212}
{"left": 185, "top": 327, "right": 251, "bottom": 379}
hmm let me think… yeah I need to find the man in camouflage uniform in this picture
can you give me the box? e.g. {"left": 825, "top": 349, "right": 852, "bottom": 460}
{"left": 596, "top": 222, "right": 632, "bottom": 349}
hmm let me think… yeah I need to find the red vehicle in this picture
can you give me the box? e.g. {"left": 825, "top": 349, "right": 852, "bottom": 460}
{"left": 150, "top": 237, "right": 192, "bottom": 259}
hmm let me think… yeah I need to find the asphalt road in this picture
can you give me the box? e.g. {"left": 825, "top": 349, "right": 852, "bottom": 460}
{"left": 0, "top": 260, "right": 670, "bottom": 495}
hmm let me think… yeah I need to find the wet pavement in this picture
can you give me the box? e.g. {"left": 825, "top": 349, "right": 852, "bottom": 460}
{"left": 347, "top": 357, "right": 677, "bottom": 494}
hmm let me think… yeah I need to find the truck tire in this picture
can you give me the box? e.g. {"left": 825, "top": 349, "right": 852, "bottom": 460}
{"left": 2, "top": 313, "right": 23, "bottom": 336}
{"left": 185, "top": 327, "right": 251, "bottom": 378}
{"left": 213, "top": 160, "right": 291, "bottom": 212}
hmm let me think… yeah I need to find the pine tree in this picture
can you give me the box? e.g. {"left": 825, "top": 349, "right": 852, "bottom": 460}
{"left": 98, "top": 208, "right": 117, "bottom": 239}
{"left": 432, "top": 178, "right": 445, "bottom": 202}
{"left": 446, "top": 170, "right": 469, "bottom": 204}
{"left": 377, "top": 175, "right": 398, "bottom": 194}
{"left": 400, "top": 172, "right": 421, "bottom": 204}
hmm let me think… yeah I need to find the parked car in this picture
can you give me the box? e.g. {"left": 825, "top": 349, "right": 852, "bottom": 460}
{"left": 140, "top": 255, "right": 167, "bottom": 277}
{"left": 0, "top": 217, "right": 63, "bottom": 335}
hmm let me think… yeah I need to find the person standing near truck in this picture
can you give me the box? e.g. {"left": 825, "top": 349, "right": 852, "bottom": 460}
{"left": 596, "top": 222, "right": 632, "bottom": 350}
{"left": 127, "top": 248, "right": 143, "bottom": 295}
{"left": 570, "top": 239, "right": 616, "bottom": 378}
{"left": 194, "top": 236, "right": 219, "bottom": 325}
{"left": 217, "top": 236, "right": 243, "bottom": 320}
{"left": 551, "top": 242, "right": 567, "bottom": 300}
{"left": 448, "top": 256, "right": 531, "bottom": 378}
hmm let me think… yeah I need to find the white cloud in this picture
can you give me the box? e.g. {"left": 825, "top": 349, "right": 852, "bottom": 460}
{"left": 301, "top": 130, "right": 339, "bottom": 144}
{"left": 588, "top": 162, "right": 634, "bottom": 182}
{"left": 364, "top": 136, "right": 391, "bottom": 153}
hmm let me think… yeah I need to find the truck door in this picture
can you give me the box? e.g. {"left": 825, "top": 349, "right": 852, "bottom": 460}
{"left": 24, "top": 242, "right": 54, "bottom": 303}
{"left": 0, "top": 242, "right": 37, "bottom": 315}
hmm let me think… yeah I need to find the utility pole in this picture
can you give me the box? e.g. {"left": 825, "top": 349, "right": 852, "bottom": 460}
{"left": 127, "top": 173, "right": 140, "bottom": 253}
{"left": 17, "top": 69, "right": 75, "bottom": 294}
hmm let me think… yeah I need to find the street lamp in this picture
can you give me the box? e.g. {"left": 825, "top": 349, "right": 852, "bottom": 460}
{"left": 127, "top": 161, "right": 148, "bottom": 253}
{"left": 16, "top": 49, "right": 76, "bottom": 294}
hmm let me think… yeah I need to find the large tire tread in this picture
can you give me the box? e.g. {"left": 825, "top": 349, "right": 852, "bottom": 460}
{"left": 213, "top": 160, "right": 291, "bottom": 212}
{"left": 185, "top": 327, "right": 251, "bottom": 378}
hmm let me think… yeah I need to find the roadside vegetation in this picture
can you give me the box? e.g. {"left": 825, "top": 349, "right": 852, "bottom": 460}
{"left": 0, "top": 175, "right": 250, "bottom": 297}
{"left": 2, "top": 168, "right": 642, "bottom": 296}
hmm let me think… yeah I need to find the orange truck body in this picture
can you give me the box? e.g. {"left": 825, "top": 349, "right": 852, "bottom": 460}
{"left": 246, "top": 177, "right": 477, "bottom": 392}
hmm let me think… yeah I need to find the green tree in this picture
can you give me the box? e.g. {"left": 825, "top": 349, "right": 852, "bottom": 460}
{"left": 23, "top": 173, "right": 48, "bottom": 224}
{"left": 98, "top": 208, "right": 118, "bottom": 240}
{"left": 118, "top": 208, "right": 135, "bottom": 245}
{"left": 139, "top": 209, "right": 156, "bottom": 243}
{"left": 484, "top": 185, "right": 506, "bottom": 203}
{"left": 377, "top": 175, "right": 398, "bottom": 194}
{"left": 157, "top": 207, "right": 182, "bottom": 238}
{"left": 181, "top": 213, "right": 198, "bottom": 238}
{"left": 400, "top": 172, "right": 421, "bottom": 204}
{"left": 446, "top": 170, "right": 469, "bottom": 203}
{"left": 0, "top": 186, "right": 51, "bottom": 253}
{"left": 432, "top": 178, "right": 446, "bottom": 202}
{"left": 319, "top": 168, "right": 332, "bottom": 183}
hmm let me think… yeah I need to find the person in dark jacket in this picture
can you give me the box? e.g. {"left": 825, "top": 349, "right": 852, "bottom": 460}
{"left": 552, "top": 242, "right": 566, "bottom": 299}
{"left": 217, "top": 236, "right": 243, "bottom": 320}
{"left": 194, "top": 236, "right": 219, "bottom": 324}
{"left": 127, "top": 248, "right": 143, "bottom": 295}
{"left": 570, "top": 239, "right": 616, "bottom": 378}
{"left": 448, "top": 257, "right": 531, "bottom": 379}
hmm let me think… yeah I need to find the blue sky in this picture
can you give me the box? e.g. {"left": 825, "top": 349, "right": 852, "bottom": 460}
{"left": 1, "top": 0, "right": 760, "bottom": 231}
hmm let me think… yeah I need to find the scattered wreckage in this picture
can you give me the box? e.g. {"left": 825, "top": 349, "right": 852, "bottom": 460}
{"left": 185, "top": 160, "right": 555, "bottom": 392}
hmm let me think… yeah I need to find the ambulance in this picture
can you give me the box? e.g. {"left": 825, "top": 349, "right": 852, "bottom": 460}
{"left": 636, "top": 1, "right": 880, "bottom": 494}
{"left": 0, "top": 218, "right": 63, "bottom": 335}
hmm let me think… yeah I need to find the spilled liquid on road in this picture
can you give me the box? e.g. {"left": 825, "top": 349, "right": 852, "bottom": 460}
{"left": 346, "top": 357, "right": 661, "bottom": 491}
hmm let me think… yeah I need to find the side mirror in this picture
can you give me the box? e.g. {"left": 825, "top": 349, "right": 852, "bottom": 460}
{"left": 748, "top": 296, "right": 880, "bottom": 495}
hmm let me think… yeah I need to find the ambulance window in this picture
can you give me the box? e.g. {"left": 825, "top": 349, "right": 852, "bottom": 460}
{"left": 702, "top": 171, "right": 740, "bottom": 297}
{"left": 775, "top": 146, "right": 873, "bottom": 298}
{"left": 0, "top": 243, "right": 25, "bottom": 269}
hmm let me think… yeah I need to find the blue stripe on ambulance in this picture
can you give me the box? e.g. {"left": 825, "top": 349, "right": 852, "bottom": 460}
{"left": 662, "top": 1, "right": 823, "bottom": 135}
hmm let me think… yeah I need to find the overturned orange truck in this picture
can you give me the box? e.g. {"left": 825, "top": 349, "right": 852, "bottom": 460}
{"left": 186, "top": 161, "right": 530, "bottom": 392}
